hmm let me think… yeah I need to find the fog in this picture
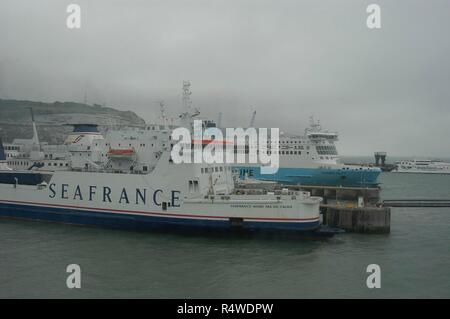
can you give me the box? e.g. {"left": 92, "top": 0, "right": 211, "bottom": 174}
{"left": 1, "top": 0, "right": 450, "bottom": 156}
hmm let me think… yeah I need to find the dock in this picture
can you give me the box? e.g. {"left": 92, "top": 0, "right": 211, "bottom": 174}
{"left": 292, "top": 185, "right": 390, "bottom": 234}
{"left": 237, "top": 181, "right": 391, "bottom": 234}
{"left": 383, "top": 199, "right": 450, "bottom": 207}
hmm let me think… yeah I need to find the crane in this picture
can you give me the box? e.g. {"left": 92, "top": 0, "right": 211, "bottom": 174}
{"left": 249, "top": 110, "right": 256, "bottom": 127}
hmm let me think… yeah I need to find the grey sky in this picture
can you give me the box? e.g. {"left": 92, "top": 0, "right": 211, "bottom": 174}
{"left": 1, "top": 0, "right": 449, "bottom": 156}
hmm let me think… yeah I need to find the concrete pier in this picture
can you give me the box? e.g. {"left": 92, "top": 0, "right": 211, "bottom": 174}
{"left": 324, "top": 206, "right": 390, "bottom": 234}
{"left": 301, "top": 185, "right": 390, "bottom": 233}
{"left": 292, "top": 185, "right": 381, "bottom": 206}
{"left": 236, "top": 182, "right": 391, "bottom": 234}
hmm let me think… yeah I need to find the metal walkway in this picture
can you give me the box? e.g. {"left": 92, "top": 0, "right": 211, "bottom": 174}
{"left": 383, "top": 199, "right": 450, "bottom": 207}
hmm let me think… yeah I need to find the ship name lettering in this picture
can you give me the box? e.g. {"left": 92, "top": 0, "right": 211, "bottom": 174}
{"left": 47, "top": 183, "right": 177, "bottom": 208}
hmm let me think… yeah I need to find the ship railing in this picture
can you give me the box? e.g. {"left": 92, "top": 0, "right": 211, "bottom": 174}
{"left": 232, "top": 188, "right": 309, "bottom": 198}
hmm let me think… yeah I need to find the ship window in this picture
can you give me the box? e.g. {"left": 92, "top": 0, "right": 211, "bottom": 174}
{"left": 201, "top": 168, "right": 204, "bottom": 174}
{"left": 215, "top": 167, "right": 218, "bottom": 172}
{"left": 220, "top": 167, "right": 223, "bottom": 172}
{"left": 143, "top": 166, "right": 148, "bottom": 172}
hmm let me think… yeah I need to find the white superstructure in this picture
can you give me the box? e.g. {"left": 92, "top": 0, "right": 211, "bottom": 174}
{"left": 394, "top": 159, "right": 450, "bottom": 174}
{"left": 0, "top": 86, "right": 324, "bottom": 235}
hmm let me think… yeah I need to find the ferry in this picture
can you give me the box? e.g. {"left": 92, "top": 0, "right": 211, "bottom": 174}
{"left": 0, "top": 137, "right": 51, "bottom": 185}
{"left": 231, "top": 117, "right": 381, "bottom": 187}
{"left": 3, "top": 82, "right": 381, "bottom": 188}
{"left": 0, "top": 91, "right": 329, "bottom": 236}
{"left": 393, "top": 159, "right": 450, "bottom": 174}
{"left": 2, "top": 110, "right": 104, "bottom": 172}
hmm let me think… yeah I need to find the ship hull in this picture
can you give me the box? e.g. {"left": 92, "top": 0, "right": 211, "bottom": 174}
{"left": 0, "top": 163, "right": 321, "bottom": 234}
{"left": 0, "top": 200, "right": 320, "bottom": 232}
{"left": 235, "top": 166, "right": 381, "bottom": 187}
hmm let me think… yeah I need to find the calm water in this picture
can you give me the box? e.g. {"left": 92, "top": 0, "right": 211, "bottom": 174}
{"left": 1, "top": 172, "right": 450, "bottom": 298}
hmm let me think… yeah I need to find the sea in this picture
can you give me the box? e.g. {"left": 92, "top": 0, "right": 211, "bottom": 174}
{"left": 1, "top": 157, "right": 449, "bottom": 298}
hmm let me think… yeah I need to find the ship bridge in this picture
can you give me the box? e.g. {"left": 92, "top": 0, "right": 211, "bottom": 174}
{"left": 306, "top": 132, "right": 338, "bottom": 141}
{"left": 304, "top": 117, "right": 338, "bottom": 141}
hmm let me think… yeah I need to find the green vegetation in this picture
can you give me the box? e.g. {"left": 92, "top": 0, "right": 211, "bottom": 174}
{"left": 0, "top": 99, "right": 145, "bottom": 144}
{"left": 0, "top": 99, "right": 144, "bottom": 123}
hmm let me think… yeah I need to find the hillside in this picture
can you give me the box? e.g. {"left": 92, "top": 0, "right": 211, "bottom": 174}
{"left": 0, "top": 99, "right": 146, "bottom": 144}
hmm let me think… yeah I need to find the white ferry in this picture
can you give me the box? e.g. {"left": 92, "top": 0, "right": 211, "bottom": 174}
{"left": 0, "top": 91, "right": 329, "bottom": 236}
{"left": 3, "top": 109, "right": 102, "bottom": 172}
{"left": 3, "top": 82, "right": 381, "bottom": 188}
{"left": 232, "top": 117, "right": 381, "bottom": 187}
{"left": 394, "top": 159, "right": 450, "bottom": 174}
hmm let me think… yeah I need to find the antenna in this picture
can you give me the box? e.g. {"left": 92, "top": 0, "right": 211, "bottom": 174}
{"left": 182, "top": 81, "right": 192, "bottom": 111}
{"left": 154, "top": 100, "right": 167, "bottom": 125}
{"left": 29, "top": 108, "right": 41, "bottom": 151}
{"left": 249, "top": 110, "right": 256, "bottom": 127}
{"left": 179, "top": 81, "right": 200, "bottom": 130}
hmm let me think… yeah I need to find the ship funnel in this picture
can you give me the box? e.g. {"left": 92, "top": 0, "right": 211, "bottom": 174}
{"left": 69, "top": 124, "right": 100, "bottom": 133}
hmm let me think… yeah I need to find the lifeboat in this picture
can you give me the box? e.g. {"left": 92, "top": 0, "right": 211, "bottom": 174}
{"left": 192, "top": 139, "right": 233, "bottom": 145}
{"left": 107, "top": 148, "right": 135, "bottom": 159}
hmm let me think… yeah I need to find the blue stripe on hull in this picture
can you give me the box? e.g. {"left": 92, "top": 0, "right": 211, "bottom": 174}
{"left": 236, "top": 166, "right": 381, "bottom": 187}
{"left": 0, "top": 202, "right": 320, "bottom": 233}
